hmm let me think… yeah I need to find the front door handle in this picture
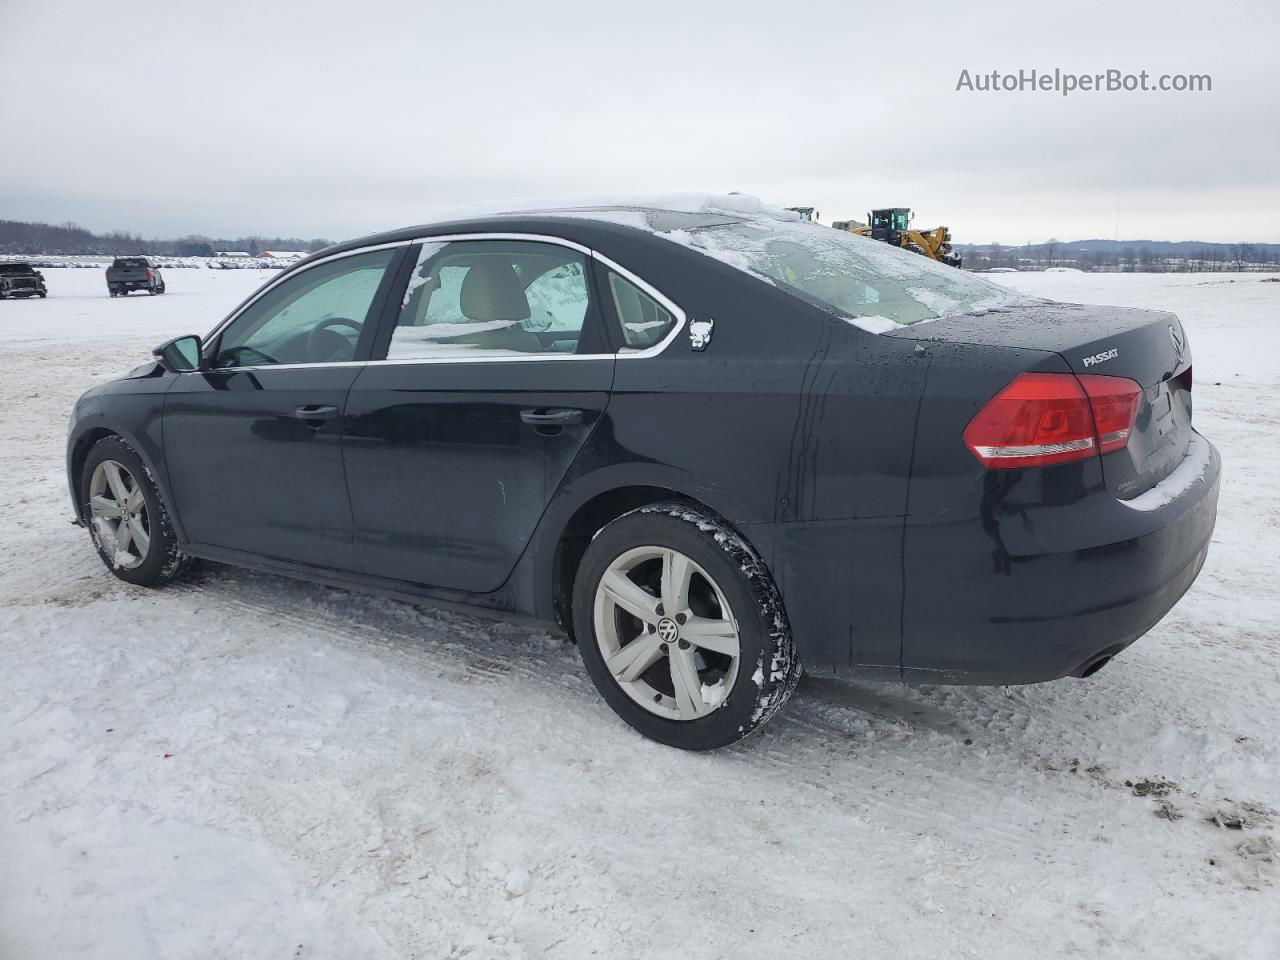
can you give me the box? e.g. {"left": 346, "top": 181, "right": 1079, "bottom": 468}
{"left": 520, "top": 408, "right": 584, "bottom": 426}
{"left": 293, "top": 404, "right": 339, "bottom": 424}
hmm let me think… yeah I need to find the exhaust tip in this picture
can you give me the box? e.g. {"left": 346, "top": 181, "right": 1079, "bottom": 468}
{"left": 1076, "top": 655, "right": 1112, "bottom": 679}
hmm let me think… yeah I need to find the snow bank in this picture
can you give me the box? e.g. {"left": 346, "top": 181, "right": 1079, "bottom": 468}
{"left": 2, "top": 243, "right": 1278, "bottom": 960}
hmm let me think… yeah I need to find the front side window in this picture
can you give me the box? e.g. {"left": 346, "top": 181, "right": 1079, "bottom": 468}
{"left": 387, "top": 240, "right": 592, "bottom": 359}
{"left": 214, "top": 249, "right": 395, "bottom": 367}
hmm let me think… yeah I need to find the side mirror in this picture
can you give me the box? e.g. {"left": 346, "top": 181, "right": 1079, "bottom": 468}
{"left": 153, "top": 334, "right": 203, "bottom": 373}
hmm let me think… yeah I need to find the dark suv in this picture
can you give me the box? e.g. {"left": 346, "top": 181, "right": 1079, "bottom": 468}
{"left": 107, "top": 257, "right": 165, "bottom": 296}
{"left": 66, "top": 199, "right": 1220, "bottom": 749}
{"left": 0, "top": 262, "right": 48, "bottom": 298}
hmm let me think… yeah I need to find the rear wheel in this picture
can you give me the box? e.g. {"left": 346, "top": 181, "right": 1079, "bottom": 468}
{"left": 573, "top": 502, "right": 800, "bottom": 749}
{"left": 81, "top": 436, "right": 191, "bottom": 587}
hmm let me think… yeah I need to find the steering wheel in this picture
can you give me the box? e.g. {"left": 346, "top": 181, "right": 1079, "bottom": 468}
{"left": 306, "top": 316, "right": 362, "bottom": 362}
{"left": 218, "top": 344, "right": 278, "bottom": 367}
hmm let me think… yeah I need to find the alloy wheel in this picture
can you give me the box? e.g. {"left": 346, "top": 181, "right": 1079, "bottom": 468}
{"left": 592, "top": 545, "right": 741, "bottom": 721}
{"left": 88, "top": 459, "right": 151, "bottom": 569}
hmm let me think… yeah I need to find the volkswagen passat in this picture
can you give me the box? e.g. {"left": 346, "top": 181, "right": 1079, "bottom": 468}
{"left": 67, "top": 196, "right": 1220, "bottom": 749}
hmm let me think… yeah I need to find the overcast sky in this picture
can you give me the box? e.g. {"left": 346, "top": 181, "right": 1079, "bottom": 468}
{"left": 2, "top": 0, "right": 1277, "bottom": 244}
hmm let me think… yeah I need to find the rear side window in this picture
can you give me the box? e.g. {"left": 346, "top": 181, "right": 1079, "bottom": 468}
{"left": 387, "top": 240, "right": 593, "bottom": 359}
{"left": 608, "top": 272, "right": 676, "bottom": 350}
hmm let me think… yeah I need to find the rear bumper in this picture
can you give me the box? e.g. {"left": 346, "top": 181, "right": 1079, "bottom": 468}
{"left": 900, "top": 432, "right": 1221, "bottom": 684}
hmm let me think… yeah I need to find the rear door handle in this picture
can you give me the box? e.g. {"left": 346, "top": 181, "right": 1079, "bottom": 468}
{"left": 520, "top": 408, "right": 584, "bottom": 426}
{"left": 293, "top": 404, "right": 339, "bottom": 422}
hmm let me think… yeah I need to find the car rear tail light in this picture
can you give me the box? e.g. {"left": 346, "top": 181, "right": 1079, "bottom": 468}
{"left": 963, "top": 372, "right": 1142, "bottom": 469}
{"left": 145, "top": 269, "right": 153, "bottom": 280}
{"left": 1077, "top": 374, "right": 1142, "bottom": 454}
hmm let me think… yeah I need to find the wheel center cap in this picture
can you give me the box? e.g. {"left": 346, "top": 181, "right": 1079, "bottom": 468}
{"left": 657, "top": 617, "right": 679, "bottom": 643}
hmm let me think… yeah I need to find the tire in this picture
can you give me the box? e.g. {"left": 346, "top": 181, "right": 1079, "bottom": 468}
{"left": 148, "top": 283, "right": 159, "bottom": 296}
{"left": 80, "top": 435, "right": 191, "bottom": 587}
{"left": 38, "top": 291, "right": 47, "bottom": 298}
{"left": 573, "top": 502, "right": 800, "bottom": 749}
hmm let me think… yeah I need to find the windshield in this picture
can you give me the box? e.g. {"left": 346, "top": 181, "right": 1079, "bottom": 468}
{"left": 669, "top": 218, "right": 1029, "bottom": 329}
{"left": 113, "top": 258, "right": 148, "bottom": 269}
{"left": 0, "top": 264, "right": 34, "bottom": 275}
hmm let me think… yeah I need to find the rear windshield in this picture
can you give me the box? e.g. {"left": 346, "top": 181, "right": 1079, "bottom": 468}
{"left": 112, "top": 258, "right": 148, "bottom": 268}
{"left": 674, "top": 220, "right": 1029, "bottom": 329}
{"left": 0, "top": 264, "right": 34, "bottom": 275}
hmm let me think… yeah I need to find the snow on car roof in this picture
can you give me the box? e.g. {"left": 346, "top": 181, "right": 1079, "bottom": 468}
{"left": 506, "top": 192, "right": 804, "bottom": 223}
{"left": 496, "top": 194, "right": 1029, "bottom": 332}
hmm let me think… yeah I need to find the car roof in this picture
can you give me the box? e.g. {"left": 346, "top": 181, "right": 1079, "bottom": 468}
{"left": 307, "top": 194, "right": 802, "bottom": 265}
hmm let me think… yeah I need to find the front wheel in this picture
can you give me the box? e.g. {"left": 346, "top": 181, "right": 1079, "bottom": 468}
{"left": 81, "top": 436, "right": 191, "bottom": 586}
{"left": 573, "top": 502, "right": 800, "bottom": 749}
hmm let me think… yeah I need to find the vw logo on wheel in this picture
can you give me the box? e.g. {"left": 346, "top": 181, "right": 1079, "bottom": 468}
{"left": 657, "top": 618, "right": 679, "bottom": 643}
{"left": 1169, "top": 323, "right": 1187, "bottom": 365}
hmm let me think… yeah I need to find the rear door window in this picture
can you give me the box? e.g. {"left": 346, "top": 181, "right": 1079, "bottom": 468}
{"left": 386, "top": 240, "right": 596, "bottom": 359}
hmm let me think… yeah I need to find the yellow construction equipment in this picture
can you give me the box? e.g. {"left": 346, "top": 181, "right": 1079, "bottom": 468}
{"left": 836, "top": 208, "right": 962, "bottom": 268}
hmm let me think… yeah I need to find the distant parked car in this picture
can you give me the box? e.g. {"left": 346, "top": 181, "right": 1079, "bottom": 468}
{"left": 0, "top": 262, "right": 49, "bottom": 299}
{"left": 107, "top": 257, "right": 166, "bottom": 296}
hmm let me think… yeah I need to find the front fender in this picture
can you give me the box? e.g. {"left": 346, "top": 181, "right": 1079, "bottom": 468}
{"left": 67, "top": 376, "right": 182, "bottom": 539}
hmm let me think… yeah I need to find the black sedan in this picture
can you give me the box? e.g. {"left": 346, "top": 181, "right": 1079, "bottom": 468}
{"left": 66, "top": 199, "right": 1220, "bottom": 749}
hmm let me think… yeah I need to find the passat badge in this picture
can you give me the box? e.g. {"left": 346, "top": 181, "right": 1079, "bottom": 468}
{"left": 1082, "top": 347, "right": 1119, "bottom": 367}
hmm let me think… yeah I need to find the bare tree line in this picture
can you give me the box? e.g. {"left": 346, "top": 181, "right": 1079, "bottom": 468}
{"left": 960, "top": 239, "right": 1280, "bottom": 272}
{"left": 0, "top": 219, "right": 332, "bottom": 258}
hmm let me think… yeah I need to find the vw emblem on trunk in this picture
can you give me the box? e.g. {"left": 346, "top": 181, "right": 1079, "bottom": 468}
{"left": 1169, "top": 323, "right": 1186, "bottom": 365}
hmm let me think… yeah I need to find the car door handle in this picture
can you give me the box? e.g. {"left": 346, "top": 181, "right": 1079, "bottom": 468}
{"left": 520, "top": 408, "right": 584, "bottom": 426}
{"left": 293, "top": 404, "right": 339, "bottom": 422}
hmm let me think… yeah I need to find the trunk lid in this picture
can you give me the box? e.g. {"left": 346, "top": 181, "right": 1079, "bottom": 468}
{"left": 887, "top": 302, "right": 1193, "bottom": 498}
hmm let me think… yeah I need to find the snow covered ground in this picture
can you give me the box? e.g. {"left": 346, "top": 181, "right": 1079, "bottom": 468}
{"left": 2, "top": 268, "right": 1277, "bottom": 959}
